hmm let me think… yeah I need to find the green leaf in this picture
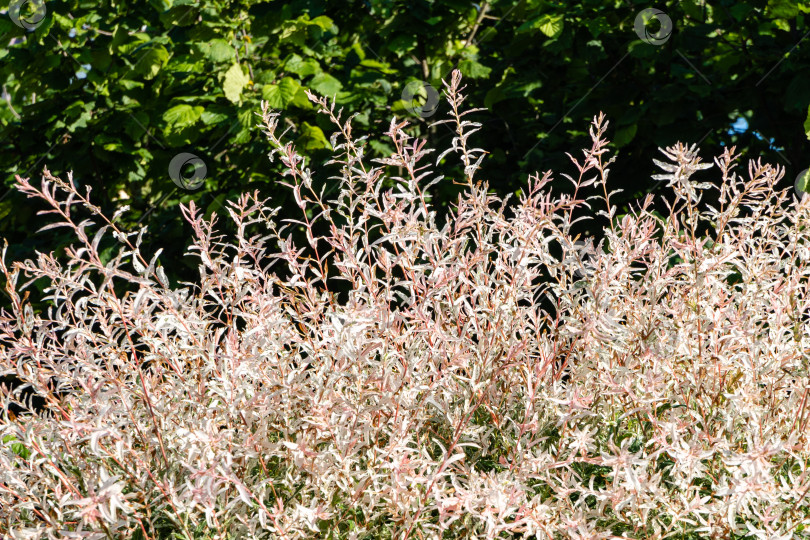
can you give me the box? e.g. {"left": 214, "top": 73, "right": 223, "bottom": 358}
{"left": 296, "top": 122, "right": 331, "bottom": 151}
{"left": 201, "top": 109, "right": 229, "bottom": 125}
{"left": 308, "top": 15, "right": 336, "bottom": 32}
{"left": 797, "top": 170, "right": 810, "bottom": 193}
{"left": 584, "top": 17, "right": 609, "bottom": 38}
{"left": 614, "top": 124, "right": 638, "bottom": 147}
{"left": 90, "top": 49, "right": 112, "bottom": 71}
{"left": 103, "top": 141, "right": 124, "bottom": 152}
{"left": 386, "top": 33, "right": 418, "bottom": 56}
{"left": 3, "top": 435, "right": 31, "bottom": 460}
{"left": 457, "top": 59, "right": 492, "bottom": 79}
{"left": 160, "top": 5, "right": 197, "bottom": 27}
{"left": 0, "top": 17, "right": 15, "bottom": 38}
{"left": 167, "top": 57, "right": 204, "bottom": 73}
{"left": 197, "top": 39, "right": 236, "bottom": 63}
{"left": 99, "top": 244, "right": 118, "bottom": 266}
{"left": 262, "top": 77, "right": 301, "bottom": 109}
{"left": 805, "top": 105, "right": 810, "bottom": 140}
{"left": 64, "top": 101, "right": 94, "bottom": 132}
{"left": 358, "top": 59, "right": 396, "bottom": 75}
{"left": 484, "top": 86, "right": 506, "bottom": 110}
{"left": 285, "top": 54, "right": 320, "bottom": 77}
{"left": 32, "top": 12, "right": 55, "bottom": 42}
{"left": 162, "top": 102, "right": 205, "bottom": 146}
{"left": 109, "top": 24, "right": 129, "bottom": 53}
{"left": 767, "top": 0, "right": 799, "bottom": 18}
{"left": 729, "top": 4, "right": 754, "bottom": 20}
{"left": 0, "top": 199, "right": 13, "bottom": 222}
{"left": 289, "top": 87, "right": 315, "bottom": 109}
{"left": 518, "top": 13, "right": 564, "bottom": 38}
{"left": 222, "top": 63, "right": 250, "bottom": 104}
{"left": 484, "top": 67, "right": 518, "bottom": 109}
{"left": 123, "top": 111, "right": 150, "bottom": 141}
{"left": 349, "top": 41, "right": 366, "bottom": 61}
{"left": 309, "top": 72, "right": 342, "bottom": 97}
{"left": 149, "top": 0, "right": 173, "bottom": 11}
{"left": 130, "top": 45, "right": 170, "bottom": 80}
{"left": 11, "top": 441, "right": 30, "bottom": 459}
{"left": 163, "top": 104, "right": 203, "bottom": 131}
{"left": 785, "top": 73, "right": 810, "bottom": 111}
{"left": 52, "top": 13, "right": 73, "bottom": 31}
{"left": 538, "top": 14, "right": 564, "bottom": 38}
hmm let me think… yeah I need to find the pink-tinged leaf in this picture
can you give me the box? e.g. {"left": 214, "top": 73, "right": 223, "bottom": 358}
{"left": 36, "top": 222, "right": 72, "bottom": 233}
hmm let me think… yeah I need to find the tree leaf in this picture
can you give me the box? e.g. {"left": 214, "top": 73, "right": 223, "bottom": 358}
{"left": 197, "top": 39, "right": 236, "bottom": 63}
{"left": 163, "top": 104, "right": 203, "bottom": 131}
{"left": 222, "top": 63, "right": 250, "bottom": 104}
{"left": 201, "top": 109, "right": 229, "bottom": 126}
{"left": 296, "top": 122, "right": 331, "bottom": 151}
{"left": 109, "top": 24, "right": 129, "bottom": 53}
{"left": 285, "top": 54, "right": 320, "bottom": 77}
{"left": 805, "top": 105, "right": 810, "bottom": 140}
{"left": 457, "top": 59, "right": 492, "bottom": 79}
{"left": 308, "top": 15, "right": 336, "bottom": 32}
{"left": 538, "top": 14, "right": 564, "bottom": 38}
{"left": 149, "top": 0, "right": 173, "bottom": 12}
{"left": 796, "top": 170, "right": 810, "bottom": 195}
{"left": 130, "top": 45, "right": 170, "bottom": 80}
{"left": 614, "top": 124, "right": 638, "bottom": 147}
{"left": 309, "top": 72, "right": 342, "bottom": 97}
{"left": 767, "top": 0, "right": 799, "bottom": 18}
{"left": 358, "top": 59, "right": 396, "bottom": 74}
{"left": 517, "top": 13, "right": 564, "bottom": 38}
{"left": 262, "top": 77, "right": 301, "bottom": 109}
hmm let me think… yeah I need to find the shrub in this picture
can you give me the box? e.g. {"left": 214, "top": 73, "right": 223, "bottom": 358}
{"left": 1, "top": 70, "right": 809, "bottom": 539}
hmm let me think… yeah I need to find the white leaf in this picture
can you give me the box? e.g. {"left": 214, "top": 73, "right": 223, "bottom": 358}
{"left": 22, "top": 304, "right": 34, "bottom": 334}
{"left": 112, "top": 205, "right": 130, "bottom": 222}
{"left": 445, "top": 452, "right": 465, "bottom": 467}
{"left": 234, "top": 482, "right": 253, "bottom": 505}
{"left": 132, "top": 251, "right": 146, "bottom": 274}
{"left": 147, "top": 248, "right": 163, "bottom": 275}
{"left": 132, "top": 288, "right": 147, "bottom": 313}
{"left": 156, "top": 266, "right": 169, "bottom": 288}
{"left": 91, "top": 225, "right": 109, "bottom": 254}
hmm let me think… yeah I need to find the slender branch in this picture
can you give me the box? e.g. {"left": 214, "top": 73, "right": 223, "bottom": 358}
{"left": 464, "top": 1, "right": 490, "bottom": 47}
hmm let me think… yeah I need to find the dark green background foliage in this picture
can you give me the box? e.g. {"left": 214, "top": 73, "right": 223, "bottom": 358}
{"left": 1, "top": 0, "right": 809, "bottom": 306}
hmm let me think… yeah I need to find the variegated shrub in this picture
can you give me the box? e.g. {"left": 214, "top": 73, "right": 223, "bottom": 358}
{"left": 1, "top": 70, "right": 809, "bottom": 539}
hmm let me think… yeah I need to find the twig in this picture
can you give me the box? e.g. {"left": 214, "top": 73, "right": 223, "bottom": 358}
{"left": 464, "top": 1, "right": 490, "bottom": 47}
{"left": 2, "top": 85, "right": 20, "bottom": 119}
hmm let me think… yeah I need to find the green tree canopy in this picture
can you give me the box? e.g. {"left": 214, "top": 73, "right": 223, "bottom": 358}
{"left": 2, "top": 0, "right": 809, "bottom": 307}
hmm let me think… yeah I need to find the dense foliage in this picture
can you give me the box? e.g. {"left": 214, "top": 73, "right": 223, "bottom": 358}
{"left": 3, "top": 0, "right": 810, "bottom": 303}
{"left": 1, "top": 70, "right": 809, "bottom": 539}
